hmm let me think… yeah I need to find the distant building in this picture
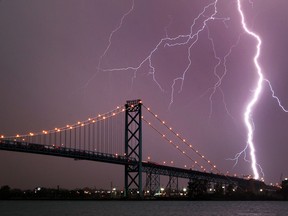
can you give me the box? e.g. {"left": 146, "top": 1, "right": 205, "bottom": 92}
{"left": 282, "top": 178, "right": 288, "bottom": 188}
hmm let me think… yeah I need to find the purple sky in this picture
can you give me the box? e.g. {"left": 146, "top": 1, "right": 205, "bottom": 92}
{"left": 1, "top": 0, "right": 288, "bottom": 189}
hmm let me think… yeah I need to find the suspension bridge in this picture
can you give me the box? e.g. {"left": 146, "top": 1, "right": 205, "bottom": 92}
{"left": 0, "top": 99, "right": 264, "bottom": 198}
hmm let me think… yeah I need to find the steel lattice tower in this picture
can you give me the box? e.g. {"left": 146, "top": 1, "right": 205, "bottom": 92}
{"left": 124, "top": 99, "right": 143, "bottom": 198}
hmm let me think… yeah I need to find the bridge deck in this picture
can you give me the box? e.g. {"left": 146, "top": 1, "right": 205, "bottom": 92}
{"left": 0, "top": 139, "right": 262, "bottom": 188}
{"left": 142, "top": 162, "right": 257, "bottom": 188}
{"left": 0, "top": 140, "right": 136, "bottom": 165}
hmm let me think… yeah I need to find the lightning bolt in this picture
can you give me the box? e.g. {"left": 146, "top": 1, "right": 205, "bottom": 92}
{"left": 103, "top": 1, "right": 223, "bottom": 105}
{"left": 265, "top": 79, "right": 288, "bottom": 112}
{"left": 167, "top": 0, "right": 222, "bottom": 109}
{"left": 82, "top": 0, "right": 135, "bottom": 91}
{"left": 237, "top": 0, "right": 263, "bottom": 180}
{"left": 101, "top": 0, "right": 234, "bottom": 115}
{"left": 205, "top": 27, "right": 241, "bottom": 120}
{"left": 229, "top": 1, "right": 288, "bottom": 181}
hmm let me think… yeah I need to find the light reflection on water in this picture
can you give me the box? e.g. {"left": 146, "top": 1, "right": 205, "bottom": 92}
{"left": 0, "top": 201, "right": 287, "bottom": 216}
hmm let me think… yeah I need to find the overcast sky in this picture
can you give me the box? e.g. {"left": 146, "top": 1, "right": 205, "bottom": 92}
{"left": 1, "top": 0, "right": 288, "bottom": 189}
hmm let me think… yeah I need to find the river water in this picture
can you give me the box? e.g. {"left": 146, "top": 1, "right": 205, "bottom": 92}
{"left": 0, "top": 201, "right": 287, "bottom": 216}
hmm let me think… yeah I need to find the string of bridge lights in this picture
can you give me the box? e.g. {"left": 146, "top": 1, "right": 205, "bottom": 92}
{"left": 0, "top": 105, "right": 126, "bottom": 140}
{"left": 142, "top": 104, "right": 221, "bottom": 174}
{"left": 142, "top": 117, "right": 208, "bottom": 172}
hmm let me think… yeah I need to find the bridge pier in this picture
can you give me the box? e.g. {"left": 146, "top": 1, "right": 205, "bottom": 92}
{"left": 145, "top": 172, "right": 160, "bottom": 196}
{"left": 124, "top": 99, "right": 143, "bottom": 198}
{"left": 166, "top": 175, "right": 179, "bottom": 196}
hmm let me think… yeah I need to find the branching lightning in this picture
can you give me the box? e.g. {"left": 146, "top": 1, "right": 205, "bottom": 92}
{"left": 265, "top": 79, "right": 288, "bottom": 112}
{"left": 82, "top": 0, "right": 135, "bottom": 90}
{"left": 205, "top": 27, "right": 242, "bottom": 120}
{"left": 102, "top": 1, "right": 232, "bottom": 107}
{"left": 101, "top": 0, "right": 235, "bottom": 116}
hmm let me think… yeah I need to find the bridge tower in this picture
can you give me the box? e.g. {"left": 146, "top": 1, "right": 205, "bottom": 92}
{"left": 125, "top": 99, "right": 143, "bottom": 198}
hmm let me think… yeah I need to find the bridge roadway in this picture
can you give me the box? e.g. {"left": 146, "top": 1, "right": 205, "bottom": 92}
{"left": 0, "top": 139, "right": 136, "bottom": 165}
{"left": 141, "top": 161, "right": 256, "bottom": 188}
{"left": 0, "top": 139, "right": 259, "bottom": 188}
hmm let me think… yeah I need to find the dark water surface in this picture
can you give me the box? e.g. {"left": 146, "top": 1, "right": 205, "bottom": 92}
{"left": 0, "top": 201, "right": 287, "bottom": 216}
